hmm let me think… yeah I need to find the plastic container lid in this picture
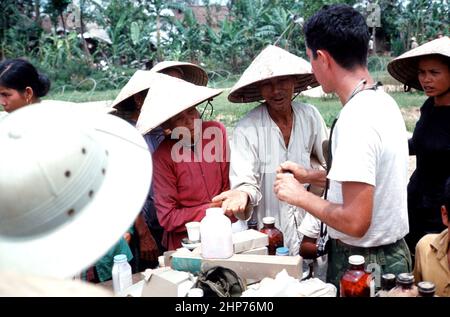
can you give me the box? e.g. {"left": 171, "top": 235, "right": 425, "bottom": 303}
{"left": 396, "top": 273, "right": 414, "bottom": 284}
{"left": 187, "top": 288, "right": 204, "bottom": 297}
{"left": 113, "top": 254, "right": 127, "bottom": 263}
{"left": 262, "top": 216, "right": 275, "bottom": 224}
{"left": 348, "top": 255, "right": 365, "bottom": 265}
{"left": 275, "top": 247, "right": 289, "bottom": 256}
{"left": 418, "top": 281, "right": 436, "bottom": 293}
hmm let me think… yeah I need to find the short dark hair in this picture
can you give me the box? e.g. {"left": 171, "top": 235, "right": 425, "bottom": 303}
{"left": 303, "top": 4, "right": 370, "bottom": 70}
{"left": 0, "top": 58, "right": 50, "bottom": 97}
{"left": 444, "top": 177, "right": 450, "bottom": 216}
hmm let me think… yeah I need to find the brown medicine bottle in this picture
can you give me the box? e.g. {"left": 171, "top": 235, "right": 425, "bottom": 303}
{"left": 375, "top": 273, "right": 396, "bottom": 297}
{"left": 417, "top": 281, "right": 436, "bottom": 297}
{"left": 340, "top": 255, "right": 372, "bottom": 297}
{"left": 260, "top": 217, "right": 283, "bottom": 255}
{"left": 387, "top": 273, "right": 418, "bottom": 297}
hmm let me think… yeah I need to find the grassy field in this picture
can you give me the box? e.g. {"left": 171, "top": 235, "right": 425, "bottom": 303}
{"left": 45, "top": 87, "right": 426, "bottom": 132}
{"left": 2, "top": 57, "right": 424, "bottom": 131}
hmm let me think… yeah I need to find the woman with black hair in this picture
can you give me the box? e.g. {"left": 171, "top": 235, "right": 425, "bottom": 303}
{"left": 388, "top": 36, "right": 450, "bottom": 255}
{"left": 0, "top": 58, "right": 51, "bottom": 113}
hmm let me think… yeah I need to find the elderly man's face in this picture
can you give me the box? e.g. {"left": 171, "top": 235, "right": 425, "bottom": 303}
{"left": 259, "top": 76, "right": 295, "bottom": 109}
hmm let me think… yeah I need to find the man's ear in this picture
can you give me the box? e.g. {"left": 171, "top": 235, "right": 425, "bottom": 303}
{"left": 316, "top": 49, "right": 331, "bottom": 69}
{"left": 441, "top": 205, "right": 448, "bottom": 227}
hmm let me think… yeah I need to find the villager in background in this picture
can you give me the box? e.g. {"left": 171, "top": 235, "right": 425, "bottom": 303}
{"left": 388, "top": 36, "right": 450, "bottom": 256}
{"left": 0, "top": 58, "right": 50, "bottom": 113}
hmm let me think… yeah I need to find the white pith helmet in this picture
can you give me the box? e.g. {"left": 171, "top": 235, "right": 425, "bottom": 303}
{"left": 0, "top": 103, "right": 152, "bottom": 278}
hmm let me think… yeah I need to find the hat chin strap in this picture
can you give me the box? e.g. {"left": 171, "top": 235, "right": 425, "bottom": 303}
{"left": 200, "top": 100, "right": 214, "bottom": 120}
{"left": 0, "top": 145, "right": 109, "bottom": 239}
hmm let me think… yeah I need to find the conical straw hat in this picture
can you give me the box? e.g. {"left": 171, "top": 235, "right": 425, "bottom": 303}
{"left": 228, "top": 45, "right": 318, "bottom": 103}
{"left": 136, "top": 73, "right": 223, "bottom": 135}
{"left": 150, "top": 61, "right": 208, "bottom": 86}
{"left": 111, "top": 70, "right": 154, "bottom": 109}
{"left": 387, "top": 36, "right": 450, "bottom": 91}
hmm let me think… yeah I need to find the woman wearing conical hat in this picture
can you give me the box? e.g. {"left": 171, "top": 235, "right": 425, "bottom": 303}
{"left": 110, "top": 61, "right": 209, "bottom": 266}
{"left": 137, "top": 74, "right": 232, "bottom": 251}
{"left": 112, "top": 61, "right": 208, "bottom": 152}
{"left": 388, "top": 36, "right": 450, "bottom": 254}
{"left": 212, "top": 45, "right": 328, "bottom": 256}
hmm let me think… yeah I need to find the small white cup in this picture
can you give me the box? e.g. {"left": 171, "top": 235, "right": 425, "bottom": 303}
{"left": 185, "top": 221, "right": 201, "bottom": 242}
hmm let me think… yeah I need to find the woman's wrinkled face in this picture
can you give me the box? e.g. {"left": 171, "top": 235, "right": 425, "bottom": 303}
{"left": 259, "top": 76, "right": 295, "bottom": 110}
{"left": 167, "top": 106, "right": 201, "bottom": 141}
{"left": 418, "top": 56, "right": 450, "bottom": 98}
{"left": 0, "top": 86, "right": 28, "bottom": 113}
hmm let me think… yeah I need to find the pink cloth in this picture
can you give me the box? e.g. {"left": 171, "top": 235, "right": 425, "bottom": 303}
{"left": 152, "top": 121, "right": 230, "bottom": 250}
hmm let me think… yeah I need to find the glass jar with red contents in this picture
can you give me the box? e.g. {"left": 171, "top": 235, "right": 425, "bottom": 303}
{"left": 259, "top": 217, "right": 284, "bottom": 255}
{"left": 340, "top": 255, "right": 372, "bottom": 297}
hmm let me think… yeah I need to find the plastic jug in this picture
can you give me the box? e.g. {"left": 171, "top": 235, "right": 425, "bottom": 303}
{"left": 200, "top": 208, "right": 233, "bottom": 259}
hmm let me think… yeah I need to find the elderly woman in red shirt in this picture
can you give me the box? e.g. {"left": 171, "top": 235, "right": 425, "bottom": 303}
{"left": 137, "top": 73, "right": 232, "bottom": 250}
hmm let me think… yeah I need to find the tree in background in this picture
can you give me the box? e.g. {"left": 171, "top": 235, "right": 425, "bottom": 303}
{"left": 370, "top": 0, "right": 448, "bottom": 56}
{"left": 45, "top": 0, "right": 72, "bottom": 33}
{"left": 1, "top": 0, "right": 447, "bottom": 93}
{"left": 0, "top": 0, "right": 42, "bottom": 59}
{"left": 170, "top": 7, "right": 204, "bottom": 63}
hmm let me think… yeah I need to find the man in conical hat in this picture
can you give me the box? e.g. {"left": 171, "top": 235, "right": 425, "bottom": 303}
{"left": 137, "top": 73, "right": 232, "bottom": 250}
{"left": 212, "top": 44, "right": 328, "bottom": 256}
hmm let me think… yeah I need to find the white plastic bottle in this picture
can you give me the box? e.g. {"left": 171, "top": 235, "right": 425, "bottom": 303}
{"left": 112, "top": 254, "right": 132, "bottom": 295}
{"left": 200, "top": 207, "right": 233, "bottom": 259}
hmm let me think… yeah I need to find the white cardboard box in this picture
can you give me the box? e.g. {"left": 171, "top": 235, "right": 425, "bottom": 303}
{"left": 232, "top": 229, "right": 268, "bottom": 253}
{"left": 141, "top": 267, "right": 194, "bottom": 297}
{"left": 171, "top": 252, "right": 302, "bottom": 281}
{"left": 202, "top": 254, "right": 302, "bottom": 281}
{"left": 240, "top": 246, "right": 268, "bottom": 255}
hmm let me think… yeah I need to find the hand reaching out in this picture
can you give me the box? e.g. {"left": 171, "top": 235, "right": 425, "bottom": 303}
{"left": 212, "top": 190, "right": 249, "bottom": 219}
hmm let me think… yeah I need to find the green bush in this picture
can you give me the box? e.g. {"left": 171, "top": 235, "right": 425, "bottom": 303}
{"left": 391, "top": 38, "right": 406, "bottom": 57}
